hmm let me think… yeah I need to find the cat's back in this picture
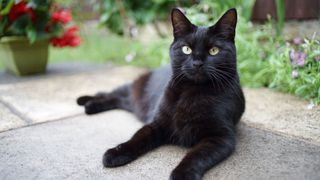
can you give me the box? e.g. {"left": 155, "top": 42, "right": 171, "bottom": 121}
{"left": 146, "top": 65, "right": 172, "bottom": 96}
{"left": 131, "top": 65, "right": 172, "bottom": 122}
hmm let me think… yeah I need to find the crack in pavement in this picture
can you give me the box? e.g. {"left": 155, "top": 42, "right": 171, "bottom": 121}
{"left": 0, "top": 112, "right": 84, "bottom": 133}
{"left": 0, "top": 98, "right": 33, "bottom": 125}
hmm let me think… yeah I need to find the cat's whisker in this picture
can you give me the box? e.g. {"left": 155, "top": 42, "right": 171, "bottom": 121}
{"left": 206, "top": 66, "right": 244, "bottom": 103}
{"left": 208, "top": 72, "right": 220, "bottom": 90}
{"left": 212, "top": 70, "right": 244, "bottom": 103}
{"left": 206, "top": 67, "right": 238, "bottom": 80}
{"left": 207, "top": 69, "right": 225, "bottom": 91}
{"left": 214, "top": 62, "right": 237, "bottom": 65}
{"left": 208, "top": 68, "right": 235, "bottom": 79}
{"left": 211, "top": 68, "right": 240, "bottom": 85}
{"left": 207, "top": 64, "right": 236, "bottom": 69}
{"left": 174, "top": 74, "right": 184, "bottom": 86}
{"left": 171, "top": 72, "right": 185, "bottom": 86}
{"left": 212, "top": 66, "right": 237, "bottom": 71}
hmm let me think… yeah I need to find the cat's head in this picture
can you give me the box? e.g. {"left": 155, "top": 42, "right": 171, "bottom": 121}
{"left": 170, "top": 8, "right": 238, "bottom": 85}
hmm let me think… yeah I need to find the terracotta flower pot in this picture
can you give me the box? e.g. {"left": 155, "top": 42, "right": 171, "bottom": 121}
{"left": 0, "top": 36, "right": 49, "bottom": 76}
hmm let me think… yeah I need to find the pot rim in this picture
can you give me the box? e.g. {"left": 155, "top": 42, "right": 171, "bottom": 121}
{"left": 0, "top": 36, "right": 49, "bottom": 43}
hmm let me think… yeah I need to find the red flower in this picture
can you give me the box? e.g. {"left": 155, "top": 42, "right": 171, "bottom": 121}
{"left": 66, "top": 26, "right": 79, "bottom": 33}
{"left": 51, "top": 9, "right": 72, "bottom": 24}
{"left": 50, "top": 26, "right": 81, "bottom": 47}
{"left": 44, "top": 25, "right": 51, "bottom": 32}
{"left": 8, "top": 1, "right": 36, "bottom": 22}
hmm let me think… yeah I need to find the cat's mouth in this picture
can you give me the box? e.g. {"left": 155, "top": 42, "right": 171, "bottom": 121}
{"left": 184, "top": 68, "right": 208, "bottom": 83}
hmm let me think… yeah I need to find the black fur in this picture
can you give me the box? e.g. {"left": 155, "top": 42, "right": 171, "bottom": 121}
{"left": 77, "top": 8, "right": 245, "bottom": 180}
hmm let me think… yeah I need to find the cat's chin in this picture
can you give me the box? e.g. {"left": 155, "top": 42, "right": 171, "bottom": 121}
{"left": 184, "top": 72, "right": 209, "bottom": 84}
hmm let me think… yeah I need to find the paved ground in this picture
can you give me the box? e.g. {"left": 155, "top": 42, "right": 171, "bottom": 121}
{"left": 0, "top": 63, "right": 320, "bottom": 180}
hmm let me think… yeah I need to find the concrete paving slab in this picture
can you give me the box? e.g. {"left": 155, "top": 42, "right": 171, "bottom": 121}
{"left": 0, "top": 103, "right": 26, "bottom": 132}
{"left": 0, "top": 63, "right": 147, "bottom": 125}
{"left": 1, "top": 64, "right": 319, "bottom": 144}
{"left": 0, "top": 62, "right": 112, "bottom": 85}
{"left": 0, "top": 111, "right": 319, "bottom": 180}
{"left": 243, "top": 88, "right": 320, "bottom": 144}
{"left": 1, "top": 64, "right": 319, "bottom": 145}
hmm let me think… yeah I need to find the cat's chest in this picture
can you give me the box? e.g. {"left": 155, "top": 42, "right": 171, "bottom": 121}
{"left": 174, "top": 92, "right": 214, "bottom": 118}
{"left": 169, "top": 94, "right": 216, "bottom": 146}
{"left": 173, "top": 97, "right": 213, "bottom": 129}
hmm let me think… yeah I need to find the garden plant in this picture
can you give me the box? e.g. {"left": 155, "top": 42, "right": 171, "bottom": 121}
{"left": 0, "top": 0, "right": 81, "bottom": 46}
{"left": 98, "top": 0, "right": 320, "bottom": 104}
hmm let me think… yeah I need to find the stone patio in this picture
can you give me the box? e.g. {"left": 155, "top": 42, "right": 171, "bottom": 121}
{"left": 0, "top": 63, "right": 319, "bottom": 180}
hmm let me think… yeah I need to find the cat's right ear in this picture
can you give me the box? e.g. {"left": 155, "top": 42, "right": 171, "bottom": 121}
{"left": 209, "top": 8, "right": 237, "bottom": 41}
{"left": 171, "top": 8, "right": 195, "bottom": 38}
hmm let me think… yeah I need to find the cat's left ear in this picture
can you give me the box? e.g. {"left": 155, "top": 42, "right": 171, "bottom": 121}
{"left": 210, "top": 8, "right": 237, "bottom": 41}
{"left": 171, "top": 8, "right": 196, "bottom": 38}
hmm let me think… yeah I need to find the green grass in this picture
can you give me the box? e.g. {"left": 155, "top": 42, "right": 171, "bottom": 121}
{"left": 0, "top": 29, "right": 170, "bottom": 69}
{"left": 49, "top": 29, "right": 171, "bottom": 68}
{"left": 49, "top": 32, "right": 132, "bottom": 64}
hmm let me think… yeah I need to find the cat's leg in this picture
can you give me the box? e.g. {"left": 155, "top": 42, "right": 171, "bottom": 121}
{"left": 103, "top": 121, "right": 167, "bottom": 167}
{"left": 170, "top": 133, "right": 235, "bottom": 180}
{"left": 77, "top": 85, "right": 132, "bottom": 115}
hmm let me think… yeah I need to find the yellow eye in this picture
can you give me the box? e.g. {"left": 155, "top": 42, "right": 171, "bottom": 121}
{"left": 209, "top": 47, "right": 219, "bottom": 56}
{"left": 182, "top": 46, "right": 192, "bottom": 55}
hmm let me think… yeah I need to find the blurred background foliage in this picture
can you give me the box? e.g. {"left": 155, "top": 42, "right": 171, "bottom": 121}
{"left": 98, "top": 0, "right": 194, "bottom": 36}
{"left": 1, "top": 0, "right": 319, "bottom": 104}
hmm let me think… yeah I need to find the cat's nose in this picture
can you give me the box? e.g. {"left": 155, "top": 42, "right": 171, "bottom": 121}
{"left": 193, "top": 61, "right": 203, "bottom": 68}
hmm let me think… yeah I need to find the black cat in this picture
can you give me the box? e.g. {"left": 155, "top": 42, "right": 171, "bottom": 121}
{"left": 77, "top": 8, "right": 245, "bottom": 180}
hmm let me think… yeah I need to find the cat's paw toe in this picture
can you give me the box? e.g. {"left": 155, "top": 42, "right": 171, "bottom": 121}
{"left": 77, "top": 96, "right": 93, "bottom": 105}
{"left": 170, "top": 170, "right": 201, "bottom": 180}
{"left": 102, "top": 148, "right": 134, "bottom": 168}
{"left": 84, "top": 102, "right": 103, "bottom": 115}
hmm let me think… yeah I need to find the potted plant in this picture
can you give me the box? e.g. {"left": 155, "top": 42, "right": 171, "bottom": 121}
{"left": 0, "top": 0, "right": 81, "bottom": 76}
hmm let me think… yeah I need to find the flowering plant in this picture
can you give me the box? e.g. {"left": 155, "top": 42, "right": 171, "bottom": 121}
{"left": 0, "top": 0, "right": 80, "bottom": 47}
{"left": 263, "top": 35, "right": 320, "bottom": 105}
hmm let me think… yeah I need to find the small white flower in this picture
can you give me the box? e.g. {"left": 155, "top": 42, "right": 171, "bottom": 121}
{"left": 307, "top": 102, "right": 315, "bottom": 110}
{"left": 291, "top": 70, "right": 299, "bottom": 79}
{"left": 125, "top": 52, "right": 136, "bottom": 63}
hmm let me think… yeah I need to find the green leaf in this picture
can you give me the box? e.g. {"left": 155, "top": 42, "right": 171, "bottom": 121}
{"left": 35, "top": 31, "right": 50, "bottom": 40}
{"left": 26, "top": 23, "right": 36, "bottom": 43}
{"left": 0, "top": 17, "right": 8, "bottom": 35}
{"left": 275, "top": 0, "right": 285, "bottom": 36}
{"left": 29, "top": 0, "right": 50, "bottom": 7}
{"left": 6, "top": 14, "right": 30, "bottom": 35}
{"left": 50, "top": 23, "right": 63, "bottom": 37}
{"left": 295, "top": 85, "right": 308, "bottom": 96}
{"left": 0, "top": 0, "right": 14, "bottom": 15}
{"left": 100, "top": 13, "right": 111, "bottom": 23}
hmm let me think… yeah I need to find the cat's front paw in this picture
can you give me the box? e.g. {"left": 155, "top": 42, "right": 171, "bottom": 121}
{"left": 77, "top": 95, "right": 105, "bottom": 115}
{"left": 83, "top": 101, "right": 106, "bottom": 115}
{"left": 77, "top": 95, "right": 93, "bottom": 106}
{"left": 170, "top": 169, "right": 202, "bottom": 180}
{"left": 102, "top": 146, "right": 135, "bottom": 168}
